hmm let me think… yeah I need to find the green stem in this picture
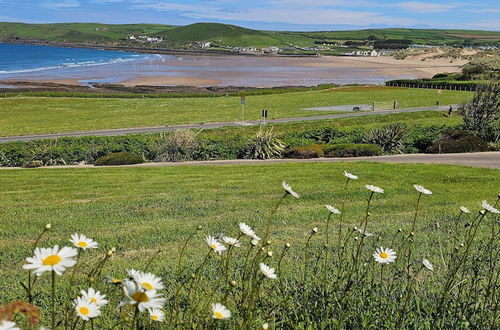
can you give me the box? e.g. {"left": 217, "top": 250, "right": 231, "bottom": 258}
{"left": 51, "top": 271, "right": 56, "bottom": 330}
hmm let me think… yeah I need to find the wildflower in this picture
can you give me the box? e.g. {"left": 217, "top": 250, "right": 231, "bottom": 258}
{"left": 44, "top": 223, "right": 52, "bottom": 230}
{"left": 127, "top": 269, "right": 141, "bottom": 279}
{"left": 459, "top": 206, "right": 471, "bottom": 213}
{"left": 343, "top": 171, "right": 358, "bottom": 180}
{"left": 23, "top": 245, "right": 78, "bottom": 276}
{"left": 70, "top": 233, "right": 98, "bottom": 250}
{"left": 259, "top": 262, "right": 277, "bottom": 279}
{"left": 133, "top": 272, "right": 164, "bottom": 291}
{"left": 148, "top": 308, "right": 165, "bottom": 322}
{"left": 106, "top": 276, "right": 122, "bottom": 284}
{"left": 373, "top": 247, "right": 397, "bottom": 264}
{"left": 282, "top": 181, "right": 300, "bottom": 199}
{"left": 312, "top": 227, "right": 318, "bottom": 234}
{"left": 223, "top": 236, "right": 241, "bottom": 247}
{"left": 74, "top": 296, "right": 100, "bottom": 321}
{"left": 422, "top": 259, "right": 434, "bottom": 271}
{"left": 81, "top": 287, "right": 108, "bottom": 306}
{"left": 122, "top": 280, "right": 166, "bottom": 312}
{"left": 0, "top": 321, "right": 19, "bottom": 330}
{"left": 211, "top": 303, "right": 231, "bottom": 320}
{"left": 326, "top": 205, "right": 341, "bottom": 214}
{"left": 365, "top": 185, "right": 384, "bottom": 194}
{"left": 413, "top": 184, "right": 432, "bottom": 195}
{"left": 262, "top": 323, "right": 270, "bottom": 329}
{"left": 206, "top": 236, "right": 227, "bottom": 255}
{"left": 482, "top": 200, "right": 500, "bottom": 214}
{"left": 239, "top": 223, "right": 257, "bottom": 238}
{"left": 357, "top": 228, "right": 373, "bottom": 237}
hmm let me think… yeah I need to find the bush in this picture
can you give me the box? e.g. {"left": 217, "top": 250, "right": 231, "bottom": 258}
{"left": 365, "top": 123, "right": 408, "bottom": 153}
{"left": 151, "top": 130, "right": 199, "bottom": 162}
{"left": 427, "top": 130, "right": 489, "bottom": 153}
{"left": 324, "top": 143, "right": 383, "bottom": 157}
{"left": 244, "top": 127, "right": 285, "bottom": 160}
{"left": 285, "top": 144, "right": 325, "bottom": 159}
{"left": 94, "top": 152, "right": 144, "bottom": 166}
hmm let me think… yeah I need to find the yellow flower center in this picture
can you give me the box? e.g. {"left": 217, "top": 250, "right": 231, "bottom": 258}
{"left": 77, "top": 241, "right": 88, "bottom": 248}
{"left": 112, "top": 278, "right": 121, "bottom": 283}
{"left": 151, "top": 315, "right": 159, "bottom": 320}
{"left": 380, "top": 252, "right": 388, "bottom": 259}
{"left": 214, "top": 311, "right": 224, "bottom": 319}
{"left": 90, "top": 298, "right": 97, "bottom": 303}
{"left": 42, "top": 254, "right": 62, "bottom": 266}
{"left": 141, "top": 282, "right": 154, "bottom": 290}
{"left": 131, "top": 291, "right": 149, "bottom": 303}
{"left": 210, "top": 244, "right": 217, "bottom": 249}
{"left": 79, "top": 307, "right": 90, "bottom": 316}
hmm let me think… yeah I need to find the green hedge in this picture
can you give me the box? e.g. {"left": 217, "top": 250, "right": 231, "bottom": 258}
{"left": 94, "top": 152, "right": 144, "bottom": 166}
{"left": 385, "top": 79, "right": 481, "bottom": 91}
{"left": 427, "top": 130, "right": 489, "bottom": 153}
{"left": 324, "top": 143, "right": 382, "bottom": 157}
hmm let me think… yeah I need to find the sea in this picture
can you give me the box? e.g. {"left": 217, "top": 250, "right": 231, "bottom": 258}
{"left": 0, "top": 43, "right": 408, "bottom": 86}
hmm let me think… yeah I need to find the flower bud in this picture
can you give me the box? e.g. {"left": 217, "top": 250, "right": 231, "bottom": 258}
{"left": 285, "top": 243, "right": 291, "bottom": 249}
{"left": 266, "top": 240, "right": 272, "bottom": 246}
{"left": 44, "top": 223, "right": 52, "bottom": 230}
{"left": 312, "top": 227, "right": 318, "bottom": 234}
{"left": 397, "top": 228, "right": 402, "bottom": 232}
{"left": 260, "top": 247, "right": 266, "bottom": 252}
{"left": 410, "top": 232, "right": 415, "bottom": 236}
{"left": 480, "top": 210, "right": 486, "bottom": 215}
{"left": 89, "top": 277, "right": 95, "bottom": 283}
{"left": 197, "top": 225, "right": 202, "bottom": 230}
{"left": 230, "top": 280, "right": 237, "bottom": 287}
{"left": 459, "top": 243, "right": 464, "bottom": 247}
{"left": 191, "top": 273, "right": 196, "bottom": 279}
{"left": 367, "top": 212, "right": 371, "bottom": 216}
{"left": 107, "top": 250, "right": 113, "bottom": 256}
{"left": 353, "top": 226, "right": 358, "bottom": 231}
{"left": 111, "top": 247, "right": 117, "bottom": 252}
{"left": 251, "top": 239, "right": 259, "bottom": 246}
{"left": 262, "top": 323, "right": 269, "bottom": 330}
{"left": 354, "top": 236, "right": 359, "bottom": 240}
{"left": 267, "top": 251, "right": 273, "bottom": 257}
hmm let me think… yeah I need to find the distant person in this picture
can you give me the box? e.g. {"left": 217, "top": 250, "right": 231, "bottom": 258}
{"left": 448, "top": 105, "right": 453, "bottom": 117}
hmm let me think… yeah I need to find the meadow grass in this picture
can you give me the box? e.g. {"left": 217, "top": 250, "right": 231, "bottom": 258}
{"left": 0, "top": 162, "right": 498, "bottom": 328}
{"left": 0, "top": 87, "right": 471, "bottom": 136}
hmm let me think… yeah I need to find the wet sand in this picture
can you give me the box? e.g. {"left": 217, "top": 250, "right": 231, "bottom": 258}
{"left": 120, "top": 76, "right": 220, "bottom": 86}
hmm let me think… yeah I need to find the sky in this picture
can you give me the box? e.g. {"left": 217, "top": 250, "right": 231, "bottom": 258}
{"left": 0, "top": 0, "right": 499, "bottom": 31}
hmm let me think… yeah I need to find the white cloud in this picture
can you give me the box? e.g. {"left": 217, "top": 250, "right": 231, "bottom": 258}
{"left": 395, "top": 2, "right": 456, "bottom": 13}
{"left": 41, "top": 0, "right": 81, "bottom": 9}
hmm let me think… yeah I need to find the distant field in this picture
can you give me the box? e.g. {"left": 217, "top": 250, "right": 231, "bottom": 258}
{"left": 0, "top": 87, "right": 471, "bottom": 136}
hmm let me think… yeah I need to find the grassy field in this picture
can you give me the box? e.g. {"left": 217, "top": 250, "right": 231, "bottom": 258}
{"left": 0, "top": 87, "right": 471, "bottom": 136}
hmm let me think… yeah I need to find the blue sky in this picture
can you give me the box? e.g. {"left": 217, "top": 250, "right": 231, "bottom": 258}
{"left": 0, "top": 0, "right": 499, "bottom": 31}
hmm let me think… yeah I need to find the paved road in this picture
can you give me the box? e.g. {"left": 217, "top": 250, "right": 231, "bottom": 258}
{"left": 0, "top": 105, "right": 454, "bottom": 143}
{"left": 16, "top": 152, "right": 498, "bottom": 170}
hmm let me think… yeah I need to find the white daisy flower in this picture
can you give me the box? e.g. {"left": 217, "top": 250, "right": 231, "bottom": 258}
{"left": 326, "top": 205, "right": 341, "bottom": 214}
{"left": 422, "top": 259, "right": 434, "bottom": 271}
{"left": 122, "top": 280, "right": 166, "bottom": 312}
{"left": 282, "top": 181, "right": 300, "bottom": 199}
{"left": 211, "top": 303, "right": 231, "bottom": 320}
{"left": 223, "top": 236, "right": 241, "bottom": 247}
{"left": 413, "top": 184, "right": 432, "bottom": 195}
{"left": 80, "top": 287, "right": 108, "bottom": 306}
{"left": 365, "top": 185, "right": 384, "bottom": 194}
{"left": 459, "top": 206, "right": 471, "bottom": 214}
{"left": 69, "top": 233, "right": 98, "bottom": 250}
{"left": 343, "top": 171, "right": 358, "bottom": 180}
{"left": 127, "top": 269, "right": 141, "bottom": 279}
{"left": 148, "top": 308, "right": 165, "bottom": 322}
{"left": 0, "top": 321, "right": 19, "bottom": 330}
{"left": 357, "top": 228, "right": 373, "bottom": 237}
{"left": 133, "top": 272, "right": 164, "bottom": 291}
{"left": 106, "top": 276, "right": 123, "bottom": 284}
{"left": 74, "top": 296, "right": 100, "bottom": 321}
{"left": 239, "top": 223, "right": 257, "bottom": 238}
{"left": 259, "top": 262, "right": 277, "bottom": 279}
{"left": 482, "top": 200, "right": 500, "bottom": 214}
{"left": 373, "top": 247, "right": 397, "bottom": 264}
{"left": 206, "top": 236, "right": 227, "bottom": 255}
{"left": 23, "top": 245, "right": 78, "bottom": 276}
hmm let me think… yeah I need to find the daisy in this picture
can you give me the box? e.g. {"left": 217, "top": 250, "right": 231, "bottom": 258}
{"left": 0, "top": 321, "right": 19, "bottom": 330}
{"left": 74, "top": 296, "right": 100, "bottom": 321}
{"left": 259, "top": 262, "right": 277, "bottom": 279}
{"left": 239, "top": 223, "right": 257, "bottom": 239}
{"left": 69, "top": 233, "right": 98, "bottom": 250}
{"left": 365, "top": 185, "right": 384, "bottom": 194}
{"left": 106, "top": 276, "right": 122, "bottom": 284}
{"left": 373, "top": 247, "right": 396, "bottom": 264}
{"left": 127, "top": 269, "right": 141, "bottom": 279}
{"left": 326, "top": 205, "right": 341, "bottom": 214}
{"left": 482, "top": 200, "right": 500, "bottom": 214}
{"left": 343, "top": 171, "right": 358, "bottom": 180}
{"left": 282, "top": 181, "right": 300, "bottom": 199}
{"left": 422, "top": 259, "right": 434, "bottom": 271}
{"left": 211, "top": 303, "right": 231, "bottom": 320}
{"left": 122, "top": 280, "right": 166, "bottom": 312}
{"left": 357, "top": 228, "right": 373, "bottom": 237}
{"left": 413, "top": 184, "right": 432, "bottom": 195}
{"left": 148, "top": 308, "right": 165, "bottom": 322}
{"left": 23, "top": 245, "right": 78, "bottom": 276}
{"left": 223, "top": 236, "right": 241, "bottom": 247}
{"left": 133, "top": 272, "right": 164, "bottom": 291}
{"left": 459, "top": 206, "right": 471, "bottom": 214}
{"left": 80, "top": 287, "right": 108, "bottom": 306}
{"left": 206, "top": 236, "right": 227, "bottom": 255}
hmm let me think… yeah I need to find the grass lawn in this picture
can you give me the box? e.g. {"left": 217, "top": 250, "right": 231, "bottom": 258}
{"left": 0, "top": 161, "right": 497, "bottom": 305}
{"left": 0, "top": 87, "right": 471, "bottom": 136}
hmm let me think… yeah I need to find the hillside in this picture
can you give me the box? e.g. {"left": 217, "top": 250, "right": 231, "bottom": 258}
{"left": 0, "top": 22, "right": 499, "bottom": 49}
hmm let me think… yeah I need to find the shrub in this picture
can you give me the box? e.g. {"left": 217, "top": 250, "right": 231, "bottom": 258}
{"left": 151, "top": 130, "right": 199, "bottom": 162}
{"left": 94, "top": 152, "right": 144, "bottom": 166}
{"left": 324, "top": 143, "right": 383, "bottom": 157}
{"left": 21, "top": 160, "right": 44, "bottom": 168}
{"left": 427, "top": 130, "right": 489, "bottom": 153}
{"left": 244, "top": 127, "right": 285, "bottom": 160}
{"left": 285, "top": 144, "right": 325, "bottom": 159}
{"left": 365, "top": 123, "right": 408, "bottom": 153}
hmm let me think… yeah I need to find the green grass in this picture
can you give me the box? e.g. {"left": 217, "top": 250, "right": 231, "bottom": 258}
{"left": 0, "top": 87, "right": 471, "bottom": 136}
{"left": 0, "top": 162, "right": 498, "bottom": 327}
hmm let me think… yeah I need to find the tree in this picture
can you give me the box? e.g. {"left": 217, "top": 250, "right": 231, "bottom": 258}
{"left": 458, "top": 82, "right": 500, "bottom": 139}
